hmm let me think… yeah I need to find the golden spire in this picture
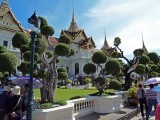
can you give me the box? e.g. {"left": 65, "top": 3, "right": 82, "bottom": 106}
{"left": 1, "top": 0, "right": 8, "bottom": 8}
{"left": 141, "top": 33, "right": 148, "bottom": 55}
{"left": 72, "top": 0, "right": 75, "bottom": 22}
{"left": 68, "top": 0, "right": 79, "bottom": 32}
{"left": 101, "top": 29, "right": 110, "bottom": 50}
{"left": 0, "top": 0, "right": 9, "bottom": 16}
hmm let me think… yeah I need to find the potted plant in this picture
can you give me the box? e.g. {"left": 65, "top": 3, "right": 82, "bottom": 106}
{"left": 66, "top": 79, "right": 72, "bottom": 89}
{"left": 85, "top": 77, "right": 92, "bottom": 89}
{"left": 127, "top": 87, "right": 138, "bottom": 106}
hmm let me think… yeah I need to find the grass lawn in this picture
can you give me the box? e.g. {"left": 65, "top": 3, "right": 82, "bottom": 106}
{"left": 34, "top": 88, "right": 98, "bottom": 102}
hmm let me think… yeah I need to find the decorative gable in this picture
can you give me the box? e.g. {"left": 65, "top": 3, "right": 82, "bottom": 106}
{"left": 3, "top": 12, "right": 16, "bottom": 23}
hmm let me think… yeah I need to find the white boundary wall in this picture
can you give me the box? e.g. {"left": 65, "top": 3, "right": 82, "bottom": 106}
{"left": 33, "top": 95, "right": 122, "bottom": 120}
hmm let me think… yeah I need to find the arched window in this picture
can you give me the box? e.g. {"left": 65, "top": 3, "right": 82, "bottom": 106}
{"left": 75, "top": 63, "right": 79, "bottom": 75}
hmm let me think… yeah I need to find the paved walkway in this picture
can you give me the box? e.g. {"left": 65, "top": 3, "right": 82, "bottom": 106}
{"left": 131, "top": 110, "right": 155, "bottom": 120}
{"left": 77, "top": 106, "right": 140, "bottom": 120}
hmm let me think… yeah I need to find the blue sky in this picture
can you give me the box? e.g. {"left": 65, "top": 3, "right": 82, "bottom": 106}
{"left": 5, "top": 0, "right": 160, "bottom": 56}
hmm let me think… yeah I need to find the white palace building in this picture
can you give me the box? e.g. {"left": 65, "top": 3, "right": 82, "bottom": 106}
{"left": 0, "top": 0, "right": 147, "bottom": 78}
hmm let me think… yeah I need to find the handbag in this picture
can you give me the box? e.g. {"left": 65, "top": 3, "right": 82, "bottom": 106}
{"left": 142, "top": 89, "right": 146, "bottom": 102}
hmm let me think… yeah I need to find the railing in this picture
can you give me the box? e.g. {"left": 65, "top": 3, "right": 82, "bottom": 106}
{"left": 67, "top": 97, "right": 94, "bottom": 118}
{"left": 33, "top": 95, "right": 122, "bottom": 120}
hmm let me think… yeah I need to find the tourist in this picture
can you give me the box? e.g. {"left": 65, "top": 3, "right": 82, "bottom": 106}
{"left": 156, "top": 103, "right": 160, "bottom": 120}
{"left": 0, "top": 86, "right": 10, "bottom": 120}
{"left": 7, "top": 86, "right": 25, "bottom": 120}
{"left": 137, "top": 84, "right": 148, "bottom": 118}
{"left": 146, "top": 84, "right": 157, "bottom": 120}
{"left": 154, "top": 83, "right": 160, "bottom": 103}
{"left": 136, "top": 78, "right": 142, "bottom": 88}
{"left": 22, "top": 83, "right": 39, "bottom": 119}
{"left": 0, "top": 81, "right": 2, "bottom": 94}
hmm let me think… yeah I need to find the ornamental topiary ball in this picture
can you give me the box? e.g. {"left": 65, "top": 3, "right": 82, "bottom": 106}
{"left": 108, "top": 79, "right": 122, "bottom": 90}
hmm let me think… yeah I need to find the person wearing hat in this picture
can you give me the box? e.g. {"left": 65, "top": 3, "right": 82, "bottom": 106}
{"left": 0, "top": 86, "right": 11, "bottom": 120}
{"left": 7, "top": 86, "right": 25, "bottom": 120}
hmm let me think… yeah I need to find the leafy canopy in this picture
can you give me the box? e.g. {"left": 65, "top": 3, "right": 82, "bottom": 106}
{"left": 92, "top": 50, "right": 107, "bottom": 64}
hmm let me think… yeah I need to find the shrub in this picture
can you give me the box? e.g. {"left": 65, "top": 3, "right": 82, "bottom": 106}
{"left": 69, "top": 95, "right": 84, "bottom": 100}
{"left": 54, "top": 100, "right": 67, "bottom": 106}
{"left": 66, "top": 79, "right": 71, "bottom": 84}
{"left": 105, "top": 89, "right": 116, "bottom": 95}
{"left": 108, "top": 79, "right": 122, "bottom": 90}
{"left": 40, "top": 102, "right": 53, "bottom": 109}
{"left": 85, "top": 77, "right": 91, "bottom": 84}
{"left": 127, "top": 87, "right": 137, "bottom": 98}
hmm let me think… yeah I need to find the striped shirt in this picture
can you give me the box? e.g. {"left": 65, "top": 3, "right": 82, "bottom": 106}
{"left": 146, "top": 89, "right": 157, "bottom": 99}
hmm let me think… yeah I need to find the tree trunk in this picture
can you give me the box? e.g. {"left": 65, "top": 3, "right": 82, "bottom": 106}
{"left": 47, "top": 64, "right": 54, "bottom": 103}
{"left": 48, "top": 78, "right": 54, "bottom": 103}
{"left": 125, "top": 73, "right": 131, "bottom": 90}
{"left": 40, "top": 79, "right": 48, "bottom": 102}
{"left": 52, "top": 60, "right": 58, "bottom": 102}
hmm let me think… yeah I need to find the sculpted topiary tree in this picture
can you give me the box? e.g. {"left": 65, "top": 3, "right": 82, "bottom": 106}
{"left": 105, "top": 59, "right": 121, "bottom": 75}
{"left": 136, "top": 55, "right": 150, "bottom": 81}
{"left": 12, "top": 16, "right": 74, "bottom": 103}
{"left": 39, "top": 17, "right": 74, "bottom": 102}
{"left": 83, "top": 50, "right": 107, "bottom": 94}
{"left": 147, "top": 52, "right": 159, "bottom": 64}
{"left": 0, "top": 46, "right": 18, "bottom": 75}
{"left": 83, "top": 50, "right": 121, "bottom": 94}
{"left": 135, "top": 53, "right": 160, "bottom": 80}
{"left": 113, "top": 37, "right": 144, "bottom": 89}
{"left": 0, "top": 46, "right": 8, "bottom": 54}
{"left": 40, "top": 33, "right": 73, "bottom": 102}
{"left": 57, "top": 67, "right": 68, "bottom": 83}
{"left": 12, "top": 32, "right": 30, "bottom": 59}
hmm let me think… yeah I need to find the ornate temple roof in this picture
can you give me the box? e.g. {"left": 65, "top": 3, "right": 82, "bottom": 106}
{"left": 68, "top": 0, "right": 79, "bottom": 32}
{"left": 142, "top": 40, "right": 148, "bottom": 55}
{"left": 141, "top": 33, "right": 148, "bottom": 55}
{"left": 101, "top": 33, "right": 110, "bottom": 50}
{"left": 0, "top": 0, "right": 24, "bottom": 32}
{"left": 60, "top": 0, "right": 96, "bottom": 49}
{"left": 79, "top": 37, "right": 96, "bottom": 49}
{"left": 101, "top": 33, "right": 117, "bottom": 57}
{"left": 48, "top": 36, "right": 58, "bottom": 45}
{"left": 0, "top": 0, "right": 9, "bottom": 16}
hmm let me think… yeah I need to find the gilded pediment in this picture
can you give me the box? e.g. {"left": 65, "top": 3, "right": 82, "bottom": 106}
{"left": 3, "top": 13, "right": 16, "bottom": 24}
{"left": 0, "top": 7, "right": 9, "bottom": 16}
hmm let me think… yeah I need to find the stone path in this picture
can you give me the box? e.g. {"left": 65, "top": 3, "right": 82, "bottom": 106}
{"left": 76, "top": 106, "right": 140, "bottom": 120}
{"left": 131, "top": 110, "right": 155, "bottom": 120}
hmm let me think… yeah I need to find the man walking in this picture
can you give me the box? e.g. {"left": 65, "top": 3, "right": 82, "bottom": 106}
{"left": 137, "top": 84, "right": 148, "bottom": 118}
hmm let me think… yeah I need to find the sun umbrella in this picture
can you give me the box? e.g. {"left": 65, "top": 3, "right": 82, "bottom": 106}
{"left": 145, "top": 77, "right": 160, "bottom": 85}
{"left": 154, "top": 77, "right": 160, "bottom": 84}
{"left": 12, "top": 76, "right": 43, "bottom": 88}
{"left": 7, "top": 76, "right": 18, "bottom": 80}
{"left": 153, "top": 86, "right": 160, "bottom": 92}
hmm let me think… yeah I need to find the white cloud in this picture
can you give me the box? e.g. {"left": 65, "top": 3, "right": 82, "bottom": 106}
{"left": 82, "top": 0, "right": 160, "bottom": 55}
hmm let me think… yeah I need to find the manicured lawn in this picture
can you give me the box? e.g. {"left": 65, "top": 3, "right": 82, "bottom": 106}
{"left": 34, "top": 88, "right": 98, "bottom": 102}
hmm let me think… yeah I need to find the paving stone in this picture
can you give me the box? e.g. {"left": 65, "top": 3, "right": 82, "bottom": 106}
{"left": 76, "top": 106, "right": 140, "bottom": 120}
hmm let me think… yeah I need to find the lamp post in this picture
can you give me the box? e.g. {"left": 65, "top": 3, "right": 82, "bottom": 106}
{"left": 27, "top": 11, "right": 39, "bottom": 120}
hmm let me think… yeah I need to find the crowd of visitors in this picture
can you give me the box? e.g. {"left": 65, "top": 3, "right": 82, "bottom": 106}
{"left": 0, "top": 82, "right": 37, "bottom": 120}
{"left": 137, "top": 80, "right": 160, "bottom": 120}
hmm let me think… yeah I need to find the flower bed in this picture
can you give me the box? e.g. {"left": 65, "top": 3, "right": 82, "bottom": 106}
{"left": 33, "top": 103, "right": 75, "bottom": 120}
